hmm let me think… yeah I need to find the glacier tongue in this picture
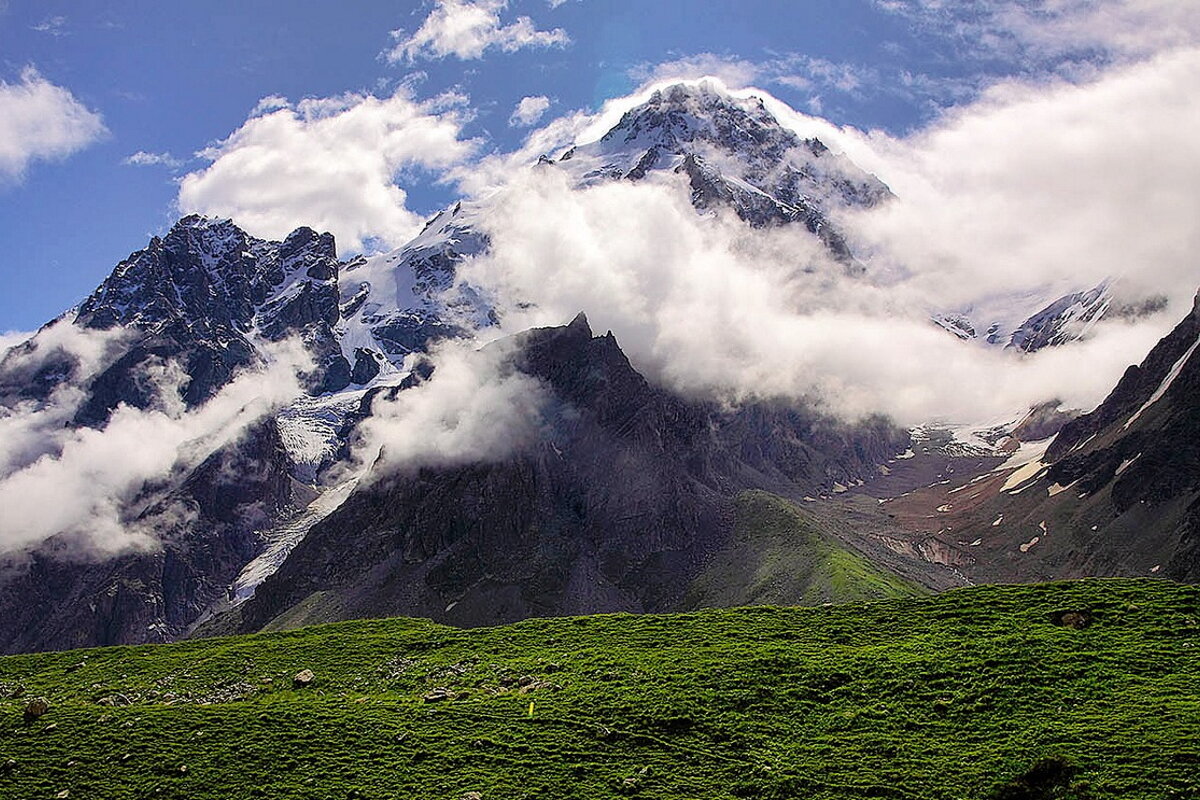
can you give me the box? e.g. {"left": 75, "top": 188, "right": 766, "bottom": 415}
{"left": 228, "top": 476, "right": 362, "bottom": 607}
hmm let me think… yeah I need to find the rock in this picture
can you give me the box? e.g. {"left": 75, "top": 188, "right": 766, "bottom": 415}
{"left": 422, "top": 688, "right": 457, "bottom": 703}
{"left": 1052, "top": 610, "right": 1093, "bottom": 629}
{"left": 460, "top": 793, "right": 483, "bottom": 800}
{"left": 55, "top": 791, "right": 70, "bottom": 799}
{"left": 23, "top": 697, "right": 50, "bottom": 722}
{"left": 292, "top": 669, "right": 316, "bottom": 688}
{"left": 41, "top": 723, "right": 59, "bottom": 733}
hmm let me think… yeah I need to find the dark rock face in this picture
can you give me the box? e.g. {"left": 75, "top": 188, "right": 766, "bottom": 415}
{"left": 238, "top": 315, "right": 908, "bottom": 632}
{"left": 1040, "top": 292, "right": 1200, "bottom": 581}
{"left": 68, "top": 216, "right": 349, "bottom": 416}
{"left": 911, "top": 290, "right": 1200, "bottom": 586}
{"left": 1007, "top": 283, "right": 1111, "bottom": 353}
{"left": 1049, "top": 292, "right": 1200, "bottom": 461}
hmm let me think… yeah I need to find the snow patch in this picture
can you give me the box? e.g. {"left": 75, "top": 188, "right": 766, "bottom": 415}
{"left": 1123, "top": 333, "right": 1200, "bottom": 430}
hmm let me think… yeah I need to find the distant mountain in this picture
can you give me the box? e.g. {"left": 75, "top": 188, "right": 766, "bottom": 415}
{"left": 853, "top": 290, "right": 1200, "bottom": 586}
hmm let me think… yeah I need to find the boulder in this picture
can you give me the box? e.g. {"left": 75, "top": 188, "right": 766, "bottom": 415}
{"left": 23, "top": 697, "right": 50, "bottom": 723}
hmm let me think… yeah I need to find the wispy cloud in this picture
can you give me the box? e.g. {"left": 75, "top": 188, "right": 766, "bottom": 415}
{"left": 0, "top": 329, "right": 31, "bottom": 359}
{"left": 0, "top": 67, "right": 106, "bottom": 183}
{"left": 0, "top": 336, "right": 311, "bottom": 559}
{"left": 357, "top": 338, "right": 551, "bottom": 476}
{"left": 875, "top": 0, "right": 1200, "bottom": 68}
{"left": 385, "top": 0, "right": 569, "bottom": 63}
{"left": 122, "top": 150, "right": 183, "bottom": 168}
{"left": 31, "top": 15, "right": 67, "bottom": 36}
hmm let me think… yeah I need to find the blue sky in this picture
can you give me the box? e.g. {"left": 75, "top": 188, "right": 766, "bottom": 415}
{"left": 0, "top": 0, "right": 1195, "bottom": 331}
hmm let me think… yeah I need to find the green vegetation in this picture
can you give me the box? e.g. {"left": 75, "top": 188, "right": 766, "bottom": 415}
{"left": 1, "top": 579, "right": 1197, "bottom": 799}
{"left": 686, "top": 490, "right": 924, "bottom": 608}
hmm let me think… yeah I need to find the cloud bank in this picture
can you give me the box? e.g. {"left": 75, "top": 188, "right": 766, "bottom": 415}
{"left": 0, "top": 67, "right": 105, "bottom": 182}
{"left": 0, "top": 338, "right": 311, "bottom": 558}
{"left": 457, "top": 168, "right": 1167, "bottom": 426}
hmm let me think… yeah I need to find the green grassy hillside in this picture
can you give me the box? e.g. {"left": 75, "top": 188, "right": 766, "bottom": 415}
{"left": 0, "top": 579, "right": 1197, "bottom": 799}
{"left": 685, "top": 490, "right": 924, "bottom": 607}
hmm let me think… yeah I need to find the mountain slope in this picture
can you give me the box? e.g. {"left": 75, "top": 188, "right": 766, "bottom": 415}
{"left": 684, "top": 490, "right": 923, "bottom": 608}
{"left": 844, "top": 289, "right": 1200, "bottom": 586}
{"left": 0, "top": 579, "right": 1196, "bottom": 799}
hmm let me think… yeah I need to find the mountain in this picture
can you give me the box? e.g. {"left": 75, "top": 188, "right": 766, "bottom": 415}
{"left": 552, "top": 81, "right": 891, "bottom": 262}
{"left": 0, "top": 79, "right": 1192, "bottom": 655}
{"left": 1, "top": 217, "right": 348, "bottom": 417}
{"left": 220, "top": 314, "right": 918, "bottom": 634}
{"left": 330, "top": 81, "right": 891, "bottom": 384}
{"left": 0, "top": 83, "right": 919, "bottom": 654}
{"left": 931, "top": 281, "right": 1113, "bottom": 352}
{"left": 0, "top": 218, "right": 349, "bottom": 653}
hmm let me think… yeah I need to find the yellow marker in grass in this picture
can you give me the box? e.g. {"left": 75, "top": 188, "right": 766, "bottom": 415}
{"left": 528, "top": 701, "right": 535, "bottom": 718}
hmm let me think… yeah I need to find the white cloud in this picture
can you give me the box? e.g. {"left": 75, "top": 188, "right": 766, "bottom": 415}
{"left": 250, "top": 94, "right": 290, "bottom": 116}
{"left": 0, "top": 67, "right": 106, "bottom": 182}
{"left": 0, "top": 339, "right": 311, "bottom": 558}
{"left": 819, "top": 47, "right": 1200, "bottom": 313}
{"left": 123, "top": 150, "right": 182, "bottom": 168}
{"left": 509, "top": 94, "right": 551, "bottom": 127}
{"left": 178, "top": 90, "right": 477, "bottom": 252}
{"left": 357, "top": 338, "right": 550, "bottom": 475}
{"left": 455, "top": 163, "right": 1170, "bottom": 428}
{"left": 386, "top": 0, "right": 570, "bottom": 63}
{"left": 0, "top": 330, "right": 30, "bottom": 358}
{"left": 631, "top": 54, "right": 763, "bottom": 90}
{"left": 628, "top": 53, "right": 893, "bottom": 113}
